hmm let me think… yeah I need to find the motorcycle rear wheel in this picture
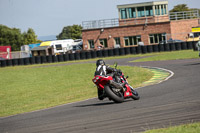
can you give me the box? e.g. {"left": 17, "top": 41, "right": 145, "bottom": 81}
{"left": 104, "top": 85, "right": 124, "bottom": 103}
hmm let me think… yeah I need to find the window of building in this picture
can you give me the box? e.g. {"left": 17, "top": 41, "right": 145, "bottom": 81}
{"left": 145, "top": 6, "right": 153, "bottom": 16}
{"left": 124, "top": 35, "right": 141, "bottom": 46}
{"left": 55, "top": 44, "right": 62, "bottom": 50}
{"left": 164, "top": 5, "right": 168, "bottom": 14}
{"left": 155, "top": 5, "right": 160, "bottom": 15}
{"left": 149, "top": 33, "right": 166, "bottom": 44}
{"left": 114, "top": 37, "right": 121, "bottom": 48}
{"left": 114, "top": 37, "right": 121, "bottom": 45}
{"left": 88, "top": 40, "right": 94, "bottom": 49}
{"left": 120, "top": 8, "right": 127, "bottom": 19}
{"left": 137, "top": 7, "right": 145, "bottom": 17}
{"left": 128, "top": 8, "right": 136, "bottom": 18}
{"left": 99, "top": 39, "right": 108, "bottom": 48}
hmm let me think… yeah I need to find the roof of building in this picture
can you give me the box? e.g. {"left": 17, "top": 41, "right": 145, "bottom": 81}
{"left": 117, "top": 0, "right": 168, "bottom": 8}
{"left": 31, "top": 46, "right": 50, "bottom": 51}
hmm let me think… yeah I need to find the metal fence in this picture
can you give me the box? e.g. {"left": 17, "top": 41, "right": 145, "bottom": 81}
{"left": 0, "top": 51, "right": 30, "bottom": 60}
{"left": 169, "top": 10, "right": 199, "bottom": 20}
{"left": 82, "top": 18, "right": 119, "bottom": 29}
{"left": 82, "top": 10, "right": 199, "bottom": 29}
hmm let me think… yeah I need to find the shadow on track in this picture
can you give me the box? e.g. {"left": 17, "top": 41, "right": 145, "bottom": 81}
{"left": 74, "top": 101, "right": 115, "bottom": 107}
{"left": 74, "top": 99, "right": 134, "bottom": 108}
{"left": 184, "top": 62, "right": 200, "bottom": 66}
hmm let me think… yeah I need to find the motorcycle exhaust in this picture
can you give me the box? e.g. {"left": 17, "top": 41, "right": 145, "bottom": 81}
{"left": 109, "top": 80, "right": 126, "bottom": 92}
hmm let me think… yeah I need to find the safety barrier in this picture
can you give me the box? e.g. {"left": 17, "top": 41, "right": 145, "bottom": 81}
{"left": 0, "top": 41, "right": 198, "bottom": 67}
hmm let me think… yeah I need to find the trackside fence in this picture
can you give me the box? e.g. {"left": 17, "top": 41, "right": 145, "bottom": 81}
{"left": 0, "top": 41, "right": 198, "bottom": 68}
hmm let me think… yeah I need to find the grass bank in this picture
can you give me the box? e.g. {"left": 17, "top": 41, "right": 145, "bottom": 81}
{"left": 144, "top": 122, "right": 200, "bottom": 133}
{"left": 0, "top": 64, "right": 153, "bottom": 117}
{"left": 131, "top": 50, "right": 199, "bottom": 62}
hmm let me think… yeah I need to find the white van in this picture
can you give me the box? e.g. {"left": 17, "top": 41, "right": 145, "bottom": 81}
{"left": 51, "top": 39, "right": 74, "bottom": 55}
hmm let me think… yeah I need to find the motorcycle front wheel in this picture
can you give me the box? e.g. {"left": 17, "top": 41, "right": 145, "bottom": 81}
{"left": 104, "top": 85, "right": 124, "bottom": 103}
{"left": 131, "top": 89, "right": 140, "bottom": 100}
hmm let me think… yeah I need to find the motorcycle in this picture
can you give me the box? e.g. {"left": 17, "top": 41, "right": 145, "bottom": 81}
{"left": 92, "top": 63, "right": 140, "bottom": 103}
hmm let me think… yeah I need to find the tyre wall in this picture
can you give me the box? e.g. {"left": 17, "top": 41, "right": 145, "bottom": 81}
{"left": 0, "top": 41, "right": 197, "bottom": 67}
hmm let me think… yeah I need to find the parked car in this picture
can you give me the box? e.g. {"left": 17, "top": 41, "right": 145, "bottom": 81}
{"left": 68, "top": 45, "right": 82, "bottom": 53}
{"left": 159, "top": 38, "right": 183, "bottom": 44}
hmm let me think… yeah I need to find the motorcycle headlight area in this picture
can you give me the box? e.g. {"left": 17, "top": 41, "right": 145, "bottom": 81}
{"left": 93, "top": 77, "right": 100, "bottom": 83}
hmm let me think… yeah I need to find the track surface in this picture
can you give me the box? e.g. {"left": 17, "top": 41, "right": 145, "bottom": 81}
{"left": 1, "top": 58, "right": 200, "bottom": 133}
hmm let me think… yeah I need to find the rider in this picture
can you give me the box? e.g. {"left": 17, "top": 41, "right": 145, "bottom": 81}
{"left": 95, "top": 59, "right": 122, "bottom": 100}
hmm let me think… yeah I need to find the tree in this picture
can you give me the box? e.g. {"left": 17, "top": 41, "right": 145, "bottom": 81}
{"left": 0, "top": 25, "right": 23, "bottom": 51}
{"left": 57, "top": 25, "right": 82, "bottom": 40}
{"left": 169, "top": 4, "right": 190, "bottom": 12}
{"left": 0, "top": 25, "right": 41, "bottom": 51}
{"left": 23, "top": 28, "right": 41, "bottom": 45}
{"left": 169, "top": 4, "right": 200, "bottom": 20}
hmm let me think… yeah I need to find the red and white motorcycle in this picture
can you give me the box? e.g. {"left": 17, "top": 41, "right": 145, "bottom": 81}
{"left": 92, "top": 63, "right": 140, "bottom": 103}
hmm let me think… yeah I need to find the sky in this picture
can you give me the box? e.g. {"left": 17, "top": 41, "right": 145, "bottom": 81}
{"left": 0, "top": 0, "right": 199, "bottom": 38}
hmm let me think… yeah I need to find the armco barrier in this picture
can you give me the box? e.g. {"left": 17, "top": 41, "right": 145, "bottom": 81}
{"left": 1, "top": 41, "right": 198, "bottom": 68}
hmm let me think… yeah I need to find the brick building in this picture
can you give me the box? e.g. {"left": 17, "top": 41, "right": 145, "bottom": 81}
{"left": 82, "top": 0, "right": 200, "bottom": 50}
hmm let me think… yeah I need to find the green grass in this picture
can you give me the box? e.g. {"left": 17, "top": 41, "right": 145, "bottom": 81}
{"left": 0, "top": 64, "right": 153, "bottom": 117}
{"left": 131, "top": 50, "right": 199, "bottom": 62}
{"left": 144, "top": 122, "right": 200, "bottom": 133}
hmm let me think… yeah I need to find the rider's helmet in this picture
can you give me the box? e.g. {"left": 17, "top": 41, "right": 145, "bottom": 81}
{"left": 96, "top": 59, "right": 105, "bottom": 67}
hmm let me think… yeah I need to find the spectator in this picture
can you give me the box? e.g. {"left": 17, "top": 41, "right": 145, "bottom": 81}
{"left": 196, "top": 36, "right": 200, "bottom": 57}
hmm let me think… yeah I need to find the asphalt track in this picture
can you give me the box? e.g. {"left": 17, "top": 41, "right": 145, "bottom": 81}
{"left": 1, "top": 58, "right": 200, "bottom": 133}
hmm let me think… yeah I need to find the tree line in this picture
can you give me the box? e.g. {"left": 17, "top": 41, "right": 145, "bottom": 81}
{"left": 0, "top": 25, "right": 41, "bottom": 51}
{"left": 0, "top": 4, "right": 199, "bottom": 51}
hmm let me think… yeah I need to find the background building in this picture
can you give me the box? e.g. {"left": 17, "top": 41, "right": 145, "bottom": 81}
{"left": 82, "top": 0, "right": 200, "bottom": 50}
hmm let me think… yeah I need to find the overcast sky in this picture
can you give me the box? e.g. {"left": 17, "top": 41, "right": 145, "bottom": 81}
{"left": 0, "top": 0, "right": 199, "bottom": 37}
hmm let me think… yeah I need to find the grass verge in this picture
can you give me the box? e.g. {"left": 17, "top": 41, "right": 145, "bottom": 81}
{"left": 131, "top": 50, "right": 199, "bottom": 62}
{"left": 143, "top": 122, "right": 200, "bottom": 133}
{"left": 0, "top": 63, "right": 153, "bottom": 117}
